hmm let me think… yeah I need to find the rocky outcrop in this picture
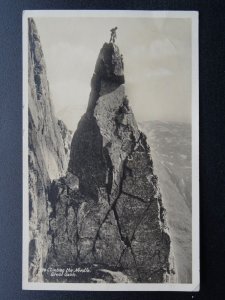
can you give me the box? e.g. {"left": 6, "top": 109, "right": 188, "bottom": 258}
{"left": 28, "top": 18, "right": 70, "bottom": 281}
{"left": 46, "top": 42, "right": 176, "bottom": 283}
{"left": 57, "top": 119, "right": 72, "bottom": 159}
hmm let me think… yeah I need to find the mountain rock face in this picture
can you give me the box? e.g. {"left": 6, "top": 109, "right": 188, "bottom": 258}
{"left": 28, "top": 19, "right": 71, "bottom": 281}
{"left": 46, "top": 43, "right": 176, "bottom": 283}
{"left": 57, "top": 119, "right": 73, "bottom": 158}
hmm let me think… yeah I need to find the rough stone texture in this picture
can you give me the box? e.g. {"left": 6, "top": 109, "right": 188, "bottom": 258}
{"left": 57, "top": 119, "right": 72, "bottom": 159}
{"left": 46, "top": 42, "right": 176, "bottom": 283}
{"left": 28, "top": 18, "right": 71, "bottom": 281}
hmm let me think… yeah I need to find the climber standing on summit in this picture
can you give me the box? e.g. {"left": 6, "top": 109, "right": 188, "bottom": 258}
{"left": 110, "top": 27, "right": 118, "bottom": 43}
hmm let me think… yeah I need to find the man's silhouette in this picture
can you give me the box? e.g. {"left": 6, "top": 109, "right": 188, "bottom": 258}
{"left": 110, "top": 27, "right": 118, "bottom": 43}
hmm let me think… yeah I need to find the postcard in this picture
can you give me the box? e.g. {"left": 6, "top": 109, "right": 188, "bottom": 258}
{"left": 23, "top": 10, "right": 199, "bottom": 291}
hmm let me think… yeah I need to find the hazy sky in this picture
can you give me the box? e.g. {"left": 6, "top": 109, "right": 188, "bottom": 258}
{"left": 34, "top": 15, "right": 192, "bottom": 131}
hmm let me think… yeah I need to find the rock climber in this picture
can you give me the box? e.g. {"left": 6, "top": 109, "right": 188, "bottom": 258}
{"left": 121, "top": 54, "right": 124, "bottom": 69}
{"left": 115, "top": 95, "right": 130, "bottom": 135}
{"left": 110, "top": 27, "right": 118, "bottom": 43}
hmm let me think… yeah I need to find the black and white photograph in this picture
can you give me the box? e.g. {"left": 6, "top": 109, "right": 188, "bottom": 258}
{"left": 22, "top": 10, "right": 199, "bottom": 291}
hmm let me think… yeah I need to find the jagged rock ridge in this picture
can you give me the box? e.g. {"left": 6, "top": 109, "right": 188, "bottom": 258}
{"left": 28, "top": 18, "right": 72, "bottom": 281}
{"left": 46, "top": 42, "right": 176, "bottom": 283}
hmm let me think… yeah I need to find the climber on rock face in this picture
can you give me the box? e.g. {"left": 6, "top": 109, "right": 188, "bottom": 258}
{"left": 110, "top": 27, "right": 118, "bottom": 43}
{"left": 123, "top": 95, "right": 129, "bottom": 110}
{"left": 121, "top": 54, "right": 124, "bottom": 69}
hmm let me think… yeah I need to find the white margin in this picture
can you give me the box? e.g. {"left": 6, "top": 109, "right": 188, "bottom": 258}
{"left": 22, "top": 10, "right": 199, "bottom": 292}
{"left": 191, "top": 12, "right": 200, "bottom": 292}
{"left": 22, "top": 10, "right": 29, "bottom": 290}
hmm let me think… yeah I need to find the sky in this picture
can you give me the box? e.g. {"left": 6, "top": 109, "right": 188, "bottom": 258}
{"left": 34, "top": 15, "right": 192, "bottom": 131}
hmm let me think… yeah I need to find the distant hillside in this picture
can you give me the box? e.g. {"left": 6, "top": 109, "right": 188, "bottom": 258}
{"left": 140, "top": 121, "right": 192, "bottom": 283}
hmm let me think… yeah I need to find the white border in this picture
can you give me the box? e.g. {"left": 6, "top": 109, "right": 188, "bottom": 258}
{"left": 22, "top": 10, "right": 199, "bottom": 291}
